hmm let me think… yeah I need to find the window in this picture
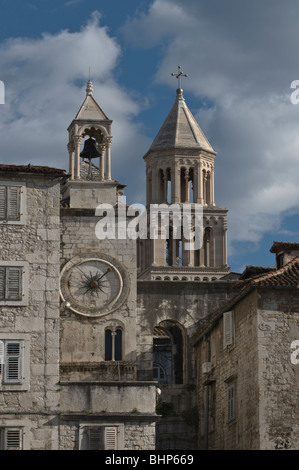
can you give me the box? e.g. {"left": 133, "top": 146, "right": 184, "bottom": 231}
{"left": 153, "top": 363, "right": 167, "bottom": 383}
{"left": 0, "top": 183, "right": 25, "bottom": 225}
{"left": 105, "top": 328, "right": 122, "bottom": 361}
{"left": 223, "top": 311, "right": 234, "bottom": 348}
{"left": 0, "top": 266, "right": 22, "bottom": 301}
{"left": 0, "top": 340, "right": 23, "bottom": 384}
{"left": 228, "top": 383, "right": 236, "bottom": 421}
{"left": 0, "top": 262, "right": 28, "bottom": 306}
{"left": 0, "top": 428, "right": 23, "bottom": 450}
{"left": 82, "top": 426, "right": 118, "bottom": 450}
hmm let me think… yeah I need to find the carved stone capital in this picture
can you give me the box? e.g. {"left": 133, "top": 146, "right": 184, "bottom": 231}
{"left": 104, "top": 136, "right": 113, "bottom": 147}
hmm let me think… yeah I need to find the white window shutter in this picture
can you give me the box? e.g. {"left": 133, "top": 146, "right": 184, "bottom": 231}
{"left": 4, "top": 342, "right": 22, "bottom": 383}
{"left": 6, "top": 186, "right": 20, "bottom": 220}
{"left": 223, "top": 311, "right": 234, "bottom": 348}
{"left": 0, "top": 186, "right": 6, "bottom": 219}
{"left": 105, "top": 427, "right": 118, "bottom": 450}
{"left": 6, "top": 267, "right": 22, "bottom": 301}
{"left": 5, "top": 428, "right": 22, "bottom": 450}
{"left": 0, "top": 267, "right": 5, "bottom": 300}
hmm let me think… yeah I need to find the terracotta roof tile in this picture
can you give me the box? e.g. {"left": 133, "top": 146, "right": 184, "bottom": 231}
{"left": 236, "top": 257, "right": 299, "bottom": 289}
{"left": 0, "top": 164, "right": 66, "bottom": 175}
{"left": 270, "top": 241, "right": 299, "bottom": 253}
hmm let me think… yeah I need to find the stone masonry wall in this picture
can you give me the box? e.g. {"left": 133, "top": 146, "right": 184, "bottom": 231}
{"left": 195, "top": 290, "right": 260, "bottom": 450}
{"left": 0, "top": 174, "right": 61, "bottom": 450}
{"left": 257, "top": 288, "right": 299, "bottom": 450}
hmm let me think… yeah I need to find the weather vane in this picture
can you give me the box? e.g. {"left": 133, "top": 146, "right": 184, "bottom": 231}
{"left": 171, "top": 65, "right": 188, "bottom": 89}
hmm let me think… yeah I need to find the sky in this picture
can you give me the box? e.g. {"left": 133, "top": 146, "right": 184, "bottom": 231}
{"left": 0, "top": 0, "right": 299, "bottom": 274}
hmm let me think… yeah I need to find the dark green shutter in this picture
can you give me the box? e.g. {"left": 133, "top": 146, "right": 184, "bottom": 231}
{"left": 0, "top": 267, "right": 5, "bottom": 300}
{"left": 4, "top": 342, "right": 22, "bottom": 383}
{"left": 6, "top": 267, "right": 22, "bottom": 300}
{"left": 0, "top": 186, "right": 6, "bottom": 219}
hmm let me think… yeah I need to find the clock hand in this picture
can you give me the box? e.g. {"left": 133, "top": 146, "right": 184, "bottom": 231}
{"left": 68, "top": 260, "right": 90, "bottom": 281}
{"left": 98, "top": 267, "right": 112, "bottom": 280}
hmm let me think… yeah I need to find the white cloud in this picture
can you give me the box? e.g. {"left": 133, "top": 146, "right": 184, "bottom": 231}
{"left": 0, "top": 10, "right": 149, "bottom": 196}
{"left": 122, "top": 0, "right": 299, "bottom": 244}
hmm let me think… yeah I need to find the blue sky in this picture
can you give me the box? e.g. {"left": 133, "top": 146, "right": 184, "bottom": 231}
{"left": 0, "top": 0, "right": 299, "bottom": 273}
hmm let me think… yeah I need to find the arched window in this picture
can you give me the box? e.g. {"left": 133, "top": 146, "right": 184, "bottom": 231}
{"left": 105, "top": 328, "right": 122, "bottom": 361}
{"left": 153, "top": 363, "right": 167, "bottom": 383}
{"left": 153, "top": 322, "right": 184, "bottom": 385}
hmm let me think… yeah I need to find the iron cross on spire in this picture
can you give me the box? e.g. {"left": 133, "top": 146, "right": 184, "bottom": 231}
{"left": 171, "top": 65, "right": 188, "bottom": 89}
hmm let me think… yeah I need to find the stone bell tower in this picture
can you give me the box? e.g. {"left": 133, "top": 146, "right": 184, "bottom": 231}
{"left": 138, "top": 67, "right": 229, "bottom": 281}
{"left": 62, "top": 80, "right": 125, "bottom": 208}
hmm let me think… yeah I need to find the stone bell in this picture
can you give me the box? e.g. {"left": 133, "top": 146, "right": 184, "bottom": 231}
{"left": 80, "top": 137, "right": 101, "bottom": 160}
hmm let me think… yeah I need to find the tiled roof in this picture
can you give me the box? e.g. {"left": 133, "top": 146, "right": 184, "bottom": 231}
{"left": 236, "top": 257, "right": 299, "bottom": 289}
{"left": 270, "top": 241, "right": 299, "bottom": 253}
{"left": 239, "top": 265, "right": 275, "bottom": 280}
{"left": 0, "top": 164, "right": 66, "bottom": 175}
{"left": 192, "top": 256, "right": 299, "bottom": 345}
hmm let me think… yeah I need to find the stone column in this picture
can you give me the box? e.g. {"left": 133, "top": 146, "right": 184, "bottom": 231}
{"left": 104, "top": 136, "right": 113, "bottom": 180}
{"left": 163, "top": 170, "right": 168, "bottom": 203}
{"left": 184, "top": 169, "right": 189, "bottom": 203}
{"left": 99, "top": 143, "right": 105, "bottom": 181}
{"left": 74, "top": 135, "right": 82, "bottom": 180}
{"left": 173, "top": 163, "right": 180, "bottom": 203}
{"left": 222, "top": 225, "right": 228, "bottom": 267}
{"left": 210, "top": 166, "right": 215, "bottom": 206}
{"left": 203, "top": 171, "right": 208, "bottom": 205}
{"left": 193, "top": 166, "right": 198, "bottom": 204}
{"left": 67, "top": 142, "right": 75, "bottom": 180}
{"left": 197, "top": 162, "right": 204, "bottom": 204}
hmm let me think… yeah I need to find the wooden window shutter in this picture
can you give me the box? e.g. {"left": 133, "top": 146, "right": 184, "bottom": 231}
{"left": 4, "top": 428, "right": 22, "bottom": 450}
{"left": 104, "top": 427, "right": 118, "bottom": 450}
{"left": 6, "top": 186, "right": 20, "bottom": 220}
{"left": 4, "top": 342, "right": 22, "bottom": 383}
{"left": 0, "top": 186, "right": 6, "bottom": 219}
{"left": 0, "top": 267, "right": 5, "bottom": 300}
{"left": 223, "top": 311, "right": 234, "bottom": 348}
{"left": 6, "top": 267, "right": 22, "bottom": 301}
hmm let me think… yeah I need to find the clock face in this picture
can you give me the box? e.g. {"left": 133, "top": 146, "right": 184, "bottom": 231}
{"left": 60, "top": 254, "right": 129, "bottom": 317}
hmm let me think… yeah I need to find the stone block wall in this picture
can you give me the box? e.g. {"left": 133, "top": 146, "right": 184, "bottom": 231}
{"left": 0, "top": 173, "right": 61, "bottom": 449}
{"left": 257, "top": 289, "right": 299, "bottom": 450}
{"left": 195, "top": 290, "right": 260, "bottom": 450}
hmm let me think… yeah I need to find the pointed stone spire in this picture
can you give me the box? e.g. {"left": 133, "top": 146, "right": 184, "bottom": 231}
{"left": 147, "top": 86, "right": 215, "bottom": 154}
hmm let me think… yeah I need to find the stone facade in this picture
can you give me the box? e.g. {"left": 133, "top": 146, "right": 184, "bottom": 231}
{"left": 193, "top": 253, "right": 299, "bottom": 450}
{"left": 1, "top": 78, "right": 298, "bottom": 451}
{"left": 0, "top": 169, "right": 63, "bottom": 450}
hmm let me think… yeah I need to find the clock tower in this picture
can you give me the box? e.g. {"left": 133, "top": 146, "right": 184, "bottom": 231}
{"left": 58, "top": 81, "right": 157, "bottom": 450}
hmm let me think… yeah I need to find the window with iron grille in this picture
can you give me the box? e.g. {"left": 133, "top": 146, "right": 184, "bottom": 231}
{"left": 0, "top": 340, "right": 23, "bottom": 384}
{"left": 0, "top": 428, "right": 23, "bottom": 450}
